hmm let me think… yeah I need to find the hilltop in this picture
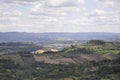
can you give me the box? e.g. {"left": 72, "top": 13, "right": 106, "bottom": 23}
{"left": 33, "top": 40, "right": 120, "bottom": 64}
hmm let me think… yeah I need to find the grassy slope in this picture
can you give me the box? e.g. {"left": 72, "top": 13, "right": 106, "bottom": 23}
{"left": 62, "top": 42, "right": 120, "bottom": 56}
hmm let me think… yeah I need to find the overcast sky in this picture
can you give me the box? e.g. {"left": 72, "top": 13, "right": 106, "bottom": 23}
{"left": 0, "top": 0, "right": 120, "bottom": 33}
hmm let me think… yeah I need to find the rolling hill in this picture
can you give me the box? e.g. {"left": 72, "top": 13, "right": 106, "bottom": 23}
{"left": 0, "top": 40, "right": 120, "bottom": 80}
{"left": 0, "top": 32, "right": 120, "bottom": 42}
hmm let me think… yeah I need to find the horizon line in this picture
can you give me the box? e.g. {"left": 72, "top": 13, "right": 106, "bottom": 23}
{"left": 0, "top": 31, "right": 120, "bottom": 34}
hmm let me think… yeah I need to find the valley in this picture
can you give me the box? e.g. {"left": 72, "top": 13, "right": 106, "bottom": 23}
{"left": 0, "top": 39, "right": 120, "bottom": 80}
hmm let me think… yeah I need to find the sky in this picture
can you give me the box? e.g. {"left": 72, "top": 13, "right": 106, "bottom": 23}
{"left": 0, "top": 0, "right": 120, "bottom": 33}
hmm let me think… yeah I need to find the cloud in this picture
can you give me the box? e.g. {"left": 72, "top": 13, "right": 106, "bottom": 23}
{"left": 96, "top": 0, "right": 118, "bottom": 7}
{"left": 0, "top": 0, "right": 84, "bottom": 6}
{"left": 1, "top": 0, "right": 41, "bottom": 5}
{"left": 0, "top": 3, "right": 8, "bottom": 10}
{"left": 45, "top": 0, "right": 84, "bottom": 7}
{"left": 30, "top": 0, "right": 85, "bottom": 18}
{"left": 0, "top": 10, "right": 22, "bottom": 17}
{"left": 0, "top": 0, "right": 120, "bottom": 33}
{"left": 31, "top": 6, "right": 84, "bottom": 18}
{"left": 0, "top": 10, "right": 22, "bottom": 25}
{"left": 13, "top": 10, "right": 22, "bottom": 16}
{"left": 90, "top": 9, "right": 105, "bottom": 16}
{"left": 88, "top": 10, "right": 120, "bottom": 26}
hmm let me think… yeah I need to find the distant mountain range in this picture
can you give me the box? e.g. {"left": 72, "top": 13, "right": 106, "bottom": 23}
{"left": 0, "top": 32, "right": 120, "bottom": 42}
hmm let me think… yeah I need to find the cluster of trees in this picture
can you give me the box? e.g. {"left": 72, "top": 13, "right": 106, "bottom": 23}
{"left": 0, "top": 40, "right": 120, "bottom": 80}
{"left": 88, "top": 40, "right": 106, "bottom": 45}
{"left": 62, "top": 48, "right": 94, "bottom": 57}
{"left": 0, "top": 42, "right": 42, "bottom": 53}
{"left": 0, "top": 55, "right": 120, "bottom": 80}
